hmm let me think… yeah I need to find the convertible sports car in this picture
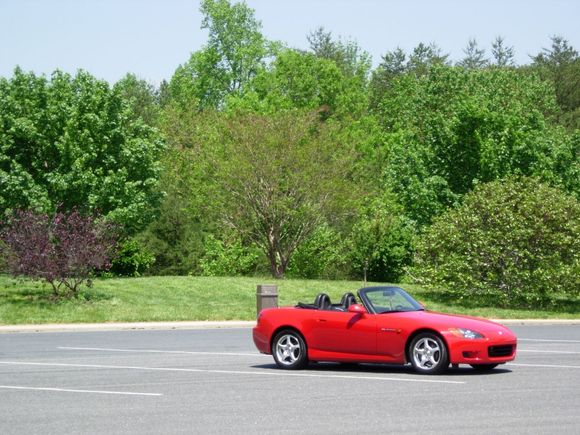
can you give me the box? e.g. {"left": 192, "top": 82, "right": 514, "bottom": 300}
{"left": 253, "top": 286, "right": 517, "bottom": 374}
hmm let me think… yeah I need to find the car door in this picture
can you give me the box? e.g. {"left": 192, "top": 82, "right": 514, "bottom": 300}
{"left": 308, "top": 310, "right": 377, "bottom": 356}
{"left": 375, "top": 314, "right": 408, "bottom": 362}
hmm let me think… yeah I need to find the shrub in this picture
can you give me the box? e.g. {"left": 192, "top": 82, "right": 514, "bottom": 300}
{"left": 110, "top": 239, "right": 155, "bottom": 277}
{"left": 412, "top": 177, "right": 580, "bottom": 308}
{"left": 199, "top": 234, "right": 262, "bottom": 276}
{"left": 0, "top": 209, "right": 118, "bottom": 298}
{"left": 286, "top": 224, "right": 349, "bottom": 279}
{"left": 349, "top": 193, "right": 415, "bottom": 283}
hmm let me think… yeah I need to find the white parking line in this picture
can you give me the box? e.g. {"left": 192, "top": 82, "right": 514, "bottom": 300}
{"left": 0, "top": 385, "right": 162, "bottom": 396}
{"left": 509, "top": 363, "right": 580, "bottom": 369}
{"left": 519, "top": 338, "right": 580, "bottom": 343}
{"left": 519, "top": 349, "right": 580, "bottom": 354}
{"left": 58, "top": 346, "right": 268, "bottom": 357}
{"left": 0, "top": 361, "right": 465, "bottom": 385}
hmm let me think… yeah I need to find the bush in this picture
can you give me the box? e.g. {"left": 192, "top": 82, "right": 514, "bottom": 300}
{"left": 412, "top": 177, "right": 580, "bottom": 308}
{"left": 0, "top": 209, "right": 118, "bottom": 298}
{"left": 110, "top": 239, "right": 155, "bottom": 277}
{"left": 199, "top": 234, "right": 262, "bottom": 277}
{"left": 286, "top": 224, "right": 349, "bottom": 279}
{"left": 349, "top": 193, "right": 415, "bottom": 283}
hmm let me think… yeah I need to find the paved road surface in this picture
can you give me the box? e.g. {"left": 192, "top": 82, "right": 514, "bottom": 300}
{"left": 1, "top": 325, "right": 579, "bottom": 434}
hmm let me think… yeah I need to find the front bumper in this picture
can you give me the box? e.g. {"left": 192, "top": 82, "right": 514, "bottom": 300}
{"left": 444, "top": 333, "right": 517, "bottom": 364}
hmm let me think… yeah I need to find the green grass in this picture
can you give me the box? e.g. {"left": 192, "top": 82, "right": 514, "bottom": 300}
{"left": 0, "top": 275, "right": 578, "bottom": 325}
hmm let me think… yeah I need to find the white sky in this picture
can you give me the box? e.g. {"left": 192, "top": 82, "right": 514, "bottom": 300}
{"left": 1, "top": 0, "right": 578, "bottom": 84}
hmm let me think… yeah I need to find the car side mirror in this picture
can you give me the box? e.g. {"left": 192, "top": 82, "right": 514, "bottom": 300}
{"left": 348, "top": 304, "right": 367, "bottom": 314}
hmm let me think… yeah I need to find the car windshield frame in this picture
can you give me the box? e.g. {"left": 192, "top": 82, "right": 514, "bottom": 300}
{"left": 357, "top": 286, "right": 424, "bottom": 315}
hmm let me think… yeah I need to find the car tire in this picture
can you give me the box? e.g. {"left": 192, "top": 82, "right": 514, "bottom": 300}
{"left": 409, "top": 332, "right": 449, "bottom": 375}
{"left": 272, "top": 330, "right": 308, "bottom": 370}
{"left": 470, "top": 363, "right": 499, "bottom": 371}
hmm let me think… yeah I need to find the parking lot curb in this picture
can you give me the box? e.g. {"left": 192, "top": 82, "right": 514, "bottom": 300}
{"left": 0, "top": 320, "right": 256, "bottom": 333}
{"left": 490, "top": 319, "right": 580, "bottom": 325}
{"left": 0, "top": 318, "right": 579, "bottom": 333}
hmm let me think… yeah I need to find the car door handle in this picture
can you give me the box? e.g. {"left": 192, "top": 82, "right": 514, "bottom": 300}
{"left": 317, "top": 319, "right": 327, "bottom": 322}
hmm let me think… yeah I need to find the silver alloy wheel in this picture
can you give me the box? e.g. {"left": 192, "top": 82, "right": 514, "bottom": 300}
{"left": 412, "top": 337, "right": 441, "bottom": 370}
{"left": 275, "top": 334, "right": 301, "bottom": 366}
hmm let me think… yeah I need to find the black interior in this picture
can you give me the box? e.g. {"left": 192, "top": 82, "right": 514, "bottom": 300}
{"left": 296, "top": 292, "right": 358, "bottom": 311}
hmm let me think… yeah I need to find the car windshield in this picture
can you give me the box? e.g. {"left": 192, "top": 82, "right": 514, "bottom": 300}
{"left": 359, "top": 287, "right": 423, "bottom": 314}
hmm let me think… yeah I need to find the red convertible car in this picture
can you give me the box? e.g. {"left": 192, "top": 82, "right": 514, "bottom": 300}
{"left": 253, "top": 286, "right": 517, "bottom": 374}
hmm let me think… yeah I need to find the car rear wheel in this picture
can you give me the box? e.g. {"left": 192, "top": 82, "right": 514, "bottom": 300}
{"left": 272, "top": 330, "right": 308, "bottom": 370}
{"left": 470, "top": 363, "right": 499, "bottom": 371}
{"left": 409, "top": 333, "right": 449, "bottom": 375}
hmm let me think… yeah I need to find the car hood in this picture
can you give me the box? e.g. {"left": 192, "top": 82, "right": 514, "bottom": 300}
{"left": 398, "top": 310, "right": 515, "bottom": 337}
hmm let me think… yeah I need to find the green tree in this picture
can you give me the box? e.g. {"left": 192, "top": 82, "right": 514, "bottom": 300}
{"left": 491, "top": 36, "right": 515, "bottom": 67}
{"left": 210, "top": 111, "right": 358, "bottom": 278}
{"left": 307, "top": 26, "right": 372, "bottom": 81}
{"left": 457, "top": 38, "right": 489, "bottom": 69}
{"left": 375, "top": 65, "right": 578, "bottom": 225}
{"left": 531, "top": 36, "right": 580, "bottom": 130}
{"left": 407, "top": 43, "right": 449, "bottom": 75}
{"left": 168, "top": 0, "right": 272, "bottom": 110}
{"left": 412, "top": 178, "right": 580, "bottom": 308}
{"left": 286, "top": 224, "right": 349, "bottom": 279}
{"left": 532, "top": 35, "right": 578, "bottom": 67}
{"left": 114, "top": 73, "right": 160, "bottom": 126}
{"left": 348, "top": 191, "right": 415, "bottom": 283}
{"left": 370, "top": 43, "right": 448, "bottom": 109}
{"left": 139, "top": 109, "right": 220, "bottom": 274}
{"left": 0, "top": 68, "right": 164, "bottom": 232}
{"left": 226, "top": 48, "right": 369, "bottom": 119}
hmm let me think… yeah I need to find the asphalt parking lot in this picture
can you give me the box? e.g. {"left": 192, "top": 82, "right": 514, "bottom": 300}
{"left": 1, "top": 324, "right": 579, "bottom": 434}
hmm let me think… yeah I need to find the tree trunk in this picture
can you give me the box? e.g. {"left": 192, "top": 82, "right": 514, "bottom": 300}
{"left": 267, "top": 247, "right": 285, "bottom": 279}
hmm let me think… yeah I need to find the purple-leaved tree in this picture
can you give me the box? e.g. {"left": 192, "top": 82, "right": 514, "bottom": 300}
{"left": 0, "top": 209, "right": 118, "bottom": 298}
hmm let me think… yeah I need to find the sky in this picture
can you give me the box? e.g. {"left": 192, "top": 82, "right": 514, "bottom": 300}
{"left": 1, "top": 0, "right": 579, "bottom": 85}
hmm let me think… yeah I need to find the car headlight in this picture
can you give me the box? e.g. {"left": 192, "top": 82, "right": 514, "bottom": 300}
{"left": 448, "top": 328, "right": 484, "bottom": 339}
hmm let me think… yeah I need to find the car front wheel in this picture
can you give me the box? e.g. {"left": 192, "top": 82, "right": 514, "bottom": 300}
{"left": 272, "top": 330, "right": 308, "bottom": 370}
{"left": 409, "top": 333, "right": 449, "bottom": 375}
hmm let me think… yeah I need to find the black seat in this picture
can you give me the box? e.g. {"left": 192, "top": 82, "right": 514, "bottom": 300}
{"left": 340, "top": 292, "right": 357, "bottom": 310}
{"left": 296, "top": 293, "right": 332, "bottom": 310}
{"left": 315, "top": 293, "right": 332, "bottom": 310}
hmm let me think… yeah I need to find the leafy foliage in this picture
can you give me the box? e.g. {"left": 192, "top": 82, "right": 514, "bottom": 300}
{"left": 530, "top": 36, "right": 580, "bottom": 130}
{"left": 113, "top": 73, "right": 160, "bottom": 126}
{"left": 457, "top": 38, "right": 489, "bottom": 69}
{"left": 226, "top": 48, "right": 369, "bottom": 119}
{"left": 348, "top": 192, "right": 415, "bottom": 283}
{"left": 286, "top": 224, "right": 349, "bottom": 280}
{"left": 136, "top": 145, "right": 210, "bottom": 276}
{"left": 370, "top": 42, "right": 448, "bottom": 109}
{"left": 491, "top": 36, "right": 515, "bottom": 67}
{"left": 307, "top": 27, "right": 372, "bottom": 81}
{"left": 110, "top": 239, "right": 155, "bottom": 277}
{"left": 199, "top": 233, "right": 262, "bottom": 276}
{"left": 376, "top": 65, "right": 578, "bottom": 225}
{"left": 209, "top": 111, "right": 358, "bottom": 278}
{"left": 168, "top": 0, "right": 273, "bottom": 110}
{"left": 412, "top": 178, "right": 580, "bottom": 308}
{"left": 0, "top": 68, "right": 165, "bottom": 232}
{"left": 0, "top": 209, "right": 118, "bottom": 298}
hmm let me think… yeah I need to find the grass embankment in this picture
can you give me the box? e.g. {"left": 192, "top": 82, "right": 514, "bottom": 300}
{"left": 0, "top": 275, "right": 578, "bottom": 324}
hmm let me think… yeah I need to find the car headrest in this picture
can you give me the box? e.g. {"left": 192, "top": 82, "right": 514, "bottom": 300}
{"left": 314, "top": 293, "right": 331, "bottom": 310}
{"left": 340, "top": 292, "right": 357, "bottom": 308}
